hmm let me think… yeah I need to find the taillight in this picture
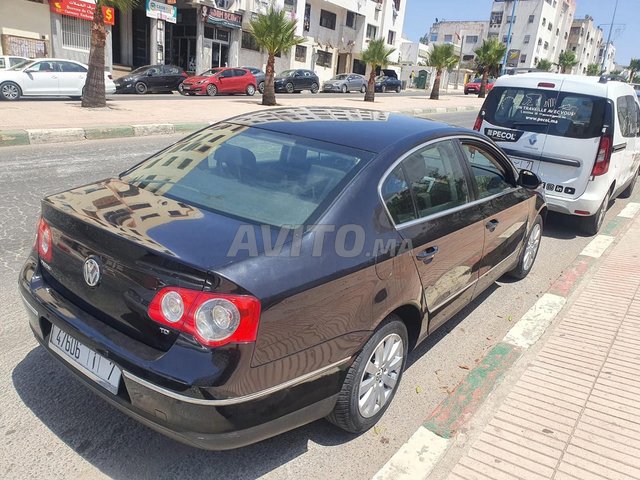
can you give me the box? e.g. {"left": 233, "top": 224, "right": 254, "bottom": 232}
{"left": 473, "top": 113, "right": 483, "bottom": 131}
{"left": 37, "top": 217, "right": 53, "bottom": 263}
{"left": 108, "top": 74, "right": 113, "bottom": 80}
{"left": 148, "top": 287, "right": 261, "bottom": 347}
{"left": 592, "top": 135, "right": 612, "bottom": 176}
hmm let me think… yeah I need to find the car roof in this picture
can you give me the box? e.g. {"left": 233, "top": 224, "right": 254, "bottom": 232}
{"left": 227, "top": 107, "right": 473, "bottom": 154}
{"left": 494, "top": 72, "right": 636, "bottom": 97}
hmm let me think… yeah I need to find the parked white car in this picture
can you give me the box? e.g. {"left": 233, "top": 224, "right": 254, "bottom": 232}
{"left": 0, "top": 55, "right": 29, "bottom": 70}
{"left": 0, "top": 58, "right": 116, "bottom": 100}
{"left": 475, "top": 73, "right": 640, "bottom": 234}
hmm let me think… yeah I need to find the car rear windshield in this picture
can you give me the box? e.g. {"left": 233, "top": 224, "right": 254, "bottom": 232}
{"left": 484, "top": 86, "right": 607, "bottom": 139}
{"left": 120, "top": 126, "right": 373, "bottom": 227}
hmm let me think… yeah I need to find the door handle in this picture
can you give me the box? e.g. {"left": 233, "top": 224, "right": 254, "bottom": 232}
{"left": 416, "top": 246, "right": 438, "bottom": 264}
{"left": 486, "top": 219, "right": 500, "bottom": 232}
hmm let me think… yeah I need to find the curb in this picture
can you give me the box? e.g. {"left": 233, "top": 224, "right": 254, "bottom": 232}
{"left": 0, "top": 107, "right": 476, "bottom": 148}
{"left": 373, "top": 202, "right": 640, "bottom": 480}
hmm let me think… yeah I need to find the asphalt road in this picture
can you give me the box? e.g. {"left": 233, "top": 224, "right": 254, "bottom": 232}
{"left": 1, "top": 111, "right": 636, "bottom": 479}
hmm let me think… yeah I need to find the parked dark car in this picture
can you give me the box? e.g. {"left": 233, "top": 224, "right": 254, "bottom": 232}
{"left": 375, "top": 75, "right": 402, "bottom": 93}
{"left": 114, "top": 64, "right": 187, "bottom": 94}
{"left": 179, "top": 67, "right": 257, "bottom": 96}
{"left": 20, "top": 107, "right": 545, "bottom": 450}
{"left": 242, "top": 66, "right": 265, "bottom": 93}
{"left": 274, "top": 69, "right": 320, "bottom": 93}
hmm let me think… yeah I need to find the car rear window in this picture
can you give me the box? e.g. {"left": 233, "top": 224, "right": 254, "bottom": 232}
{"left": 484, "top": 86, "right": 607, "bottom": 139}
{"left": 121, "top": 126, "right": 373, "bottom": 227}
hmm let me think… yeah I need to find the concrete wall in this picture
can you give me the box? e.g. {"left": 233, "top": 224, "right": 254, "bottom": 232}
{"left": 0, "top": 0, "right": 52, "bottom": 56}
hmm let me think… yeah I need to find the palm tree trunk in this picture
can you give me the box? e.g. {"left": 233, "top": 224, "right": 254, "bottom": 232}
{"left": 364, "top": 66, "right": 376, "bottom": 102}
{"left": 430, "top": 69, "right": 442, "bottom": 100}
{"left": 82, "top": 6, "right": 107, "bottom": 108}
{"left": 262, "top": 53, "right": 277, "bottom": 106}
{"left": 478, "top": 70, "right": 488, "bottom": 98}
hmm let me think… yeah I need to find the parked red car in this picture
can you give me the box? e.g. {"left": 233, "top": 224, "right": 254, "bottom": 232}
{"left": 464, "top": 77, "right": 495, "bottom": 95}
{"left": 179, "top": 67, "right": 257, "bottom": 96}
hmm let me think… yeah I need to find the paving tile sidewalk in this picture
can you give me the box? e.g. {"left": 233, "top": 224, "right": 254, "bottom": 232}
{"left": 445, "top": 215, "right": 640, "bottom": 480}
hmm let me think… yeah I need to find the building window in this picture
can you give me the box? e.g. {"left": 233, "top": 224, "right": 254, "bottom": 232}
{"left": 295, "top": 45, "right": 307, "bottom": 62}
{"left": 538, "top": 37, "right": 543, "bottom": 45}
{"left": 61, "top": 15, "right": 91, "bottom": 51}
{"left": 556, "top": 28, "right": 560, "bottom": 36}
{"left": 304, "top": 4, "right": 310, "bottom": 31}
{"left": 316, "top": 50, "right": 332, "bottom": 67}
{"left": 430, "top": 33, "right": 438, "bottom": 42}
{"left": 346, "top": 11, "right": 356, "bottom": 29}
{"left": 462, "top": 54, "right": 475, "bottom": 61}
{"left": 524, "top": 35, "right": 530, "bottom": 44}
{"left": 507, "top": 16, "right": 516, "bottom": 24}
{"left": 366, "top": 24, "right": 377, "bottom": 39}
{"left": 548, "top": 22, "right": 553, "bottom": 31}
{"left": 444, "top": 34, "right": 453, "bottom": 43}
{"left": 466, "top": 35, "right": 478, "bottom": 44}
{"left": 241, "top": 31, "right": 259, "bottom": 51}
{"left": 520, "top": 54, "right": 527, "bottom": 63}
{"left": 490, "top": 11, "right": 503, "bottom": 25}
{"left": 528, "top": 14, "right": 535, "bottom": 23}
{"left": 488, "top": 32, "right": 498, "bottom": 39}
{"left": 542, "top": 17, "right": 546, "bottom": 26}
{"left": 544, "top": 41, "right": 549, "bottom": 50}
{"left": 387, "top": 30, "right": 396, "bottom": 45}
{"left": 320, "top": 9, "right": 336, "bottom": 30}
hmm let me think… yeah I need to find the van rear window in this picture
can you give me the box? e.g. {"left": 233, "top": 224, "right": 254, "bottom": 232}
{"left": 484, "top": 87, "right": 607, "bottom": 139}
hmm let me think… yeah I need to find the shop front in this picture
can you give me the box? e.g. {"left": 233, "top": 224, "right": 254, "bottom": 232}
{"left": 196, "top": 5, "right": 241, "bottom": 74}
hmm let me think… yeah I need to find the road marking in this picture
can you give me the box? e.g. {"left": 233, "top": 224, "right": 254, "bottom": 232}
{"left": 618, "top": 202, "right": 640, "bottom": 219}
{"left": 503, "top": 293, "right": 566, "bottom": 349}
{"left": 372, "top": 426, "right": 450, "bottom": 480}
{"left": 580, "top": 234, "right": 614, "bottom": 258}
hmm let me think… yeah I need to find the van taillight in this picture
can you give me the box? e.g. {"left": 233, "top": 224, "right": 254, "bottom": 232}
{"left": 592, "top": 135, "right": 612, "bottom": 176}
{"left": 473, "top": 113, "right": 483, "bottom": 131}
{"left": 37, "top": 217, "right": 53, "bottom": 263}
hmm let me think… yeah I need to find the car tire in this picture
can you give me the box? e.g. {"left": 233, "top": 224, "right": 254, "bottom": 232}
{"left": 0, "top": 81, "right": 22, "bottom": 101}
{"left": 134, "top": 82, "right": 148, "bottom": 95}
{"left": 310, "top": 82, "right": 319, "bottom": 94}
{"left": 246, "top": 84, "right": 256, "bottom": 96}
{"left": 341, "top": 84, "right": 348, "bottom": 94}
{"left": 327, "top": 314, "right": 408, "bottom": 433}
{"left": 360, "top": 85, "right": 366, "bottom": 94}
{"left": 396, "top": 85, "right": 401, "bottom": 93}
{"left": 177, "top": 83, "right": 186, "bottom": 95}
{"left": 464, "top": 91, "right": 469, "bottom": 95}
{"left": 583, "top": 190, "right": 610, "bottom": 236}
{"left": 381, "top": 85, "right": 387, "bottom": 93}
{"left": 619, "top": 168, "right": 638, "bottom": 199}
{"left": 206, "top": 84, "right": 218, "bottom": 96}
{"left": 258, "top": 81, "right": 265, "bottom": 94}
{"left": 508, "top": 215, "right": 543, "bottom": 280}
{"left": 285, "top": 82, "right": 294, "bottom": 93}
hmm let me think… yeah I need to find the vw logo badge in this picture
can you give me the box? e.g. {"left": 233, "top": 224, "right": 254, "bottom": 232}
{"left": 83, "top": 257, "right": 101, "bottom": 287}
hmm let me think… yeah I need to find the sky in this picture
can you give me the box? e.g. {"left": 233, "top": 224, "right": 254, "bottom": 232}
{"left": 402, "top": 0, "right": 638, "bottom": 65}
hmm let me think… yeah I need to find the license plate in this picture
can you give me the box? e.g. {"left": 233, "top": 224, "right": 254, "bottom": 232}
{"left": 512, "top": 159, "right": 534, "bottom": 171}
{"left": 48, "top": 324, "right": 121, "bottom": 394}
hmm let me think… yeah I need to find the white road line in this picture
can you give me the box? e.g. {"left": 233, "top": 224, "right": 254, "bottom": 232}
{"left": 618, "top": 202, "right": 640, "bottom": 219}
{"left": 371, "top": 427, "right": 450, "bottom": 480}
{"left": 503, "top": 293, "right": 566, "bottom": 349}
{"left": 580, "top": 234, "right": 614, "bottom": 258}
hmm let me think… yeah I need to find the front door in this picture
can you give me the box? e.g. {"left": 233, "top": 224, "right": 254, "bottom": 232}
{"left": 21, "top": 61, "right": 59, "bottom": 95}
{"left": 381, "top": 139, "right": 485, "bottom": 334}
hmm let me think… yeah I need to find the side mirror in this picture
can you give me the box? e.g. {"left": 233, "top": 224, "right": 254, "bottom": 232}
{"left": 25, "top": 69, "right": 35, "bottom": 74}
{"left": 518, "top": 169, "right": 542, "bottom": 189}
{"left": 147, "top": 71, "right": 154, "bottom": 77}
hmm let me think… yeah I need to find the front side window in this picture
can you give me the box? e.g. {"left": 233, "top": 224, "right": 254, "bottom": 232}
{"left": 460, "top": 143, "right": 513, "bottom": 199}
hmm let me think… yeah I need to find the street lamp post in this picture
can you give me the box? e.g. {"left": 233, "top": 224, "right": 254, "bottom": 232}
{"left": 455, "top": 31, "right": 466, "bottom": 89}
{"left": 501, "top": 0, "right": 519, "bottom": 76}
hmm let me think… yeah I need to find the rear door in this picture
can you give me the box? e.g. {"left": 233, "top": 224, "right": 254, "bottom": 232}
{"left": 57, "top": 61, "right": 87, "bottom": 95}
{"left": 381, "top": 139, "right": 485, "bottom": 334}
{"left": 615, "top": 95, "right": 640, "bottom": 187}
{"left": 232, "top": 68, "right": 248, "bottom": 92}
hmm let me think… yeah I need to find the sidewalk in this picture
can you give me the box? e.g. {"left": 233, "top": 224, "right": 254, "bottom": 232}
{"left": 440, "top": 212, "right": 640, "bottom": 479}
{"left": 0, "top": 91, "right": 482, "bottom": 146}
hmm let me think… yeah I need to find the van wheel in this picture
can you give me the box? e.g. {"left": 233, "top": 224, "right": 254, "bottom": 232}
{"left": 620, "top": 168, "right": 638, "bottom": 198}
{"left": 509, "top": 215, "right": 543, "bottom": 279}
{"left": 327, "top": 314, "right": 408, "bottom": 433}
{"left": 583, "top": 190, "right": 610, "bottom": 236}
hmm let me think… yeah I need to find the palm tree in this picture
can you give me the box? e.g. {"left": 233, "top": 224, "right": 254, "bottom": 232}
{"left": 557, "top": 51, "right": 578, "bottom": 74}
{"left": 82, "top": 0, "right": 137, "bottom": 108}
{"left": 249, "top": 5, "right": 304, "bottom": 106}
{"left": 628, "top": 58, "right": 640, "bottom": 83}
{"left": 586, "top": 63, "right": 601, "bottom": 76}
{"left": 536, "top": 59, "right": 553, "bottom": 72}
{"left": 361, "top": 38, "right": 395, "bottom": 102}
{"left": 427, "top": 44, "right": 458, "bottom": 100}
{"left": 474, "top": 38, "right": 506, "bottom": 98}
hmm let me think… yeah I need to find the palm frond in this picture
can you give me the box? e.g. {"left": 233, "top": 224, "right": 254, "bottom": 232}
{"left": 101, "top": 0, "right": 139, "bottom": 10}
{"left": 249, "top": 5, "right": 304, "bottom": 55}
{"left": 361, "top": 38, "right": 395, "bottom": 68}
{"left": 427, "top": 44, "right": 458, "bottom": 70}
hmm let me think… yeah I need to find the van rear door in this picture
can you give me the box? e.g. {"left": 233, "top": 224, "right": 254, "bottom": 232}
{"left": 482, "top": 80, "right": 608, "bottom": 200}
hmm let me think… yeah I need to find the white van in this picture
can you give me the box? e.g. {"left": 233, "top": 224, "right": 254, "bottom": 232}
{"left": 475, "top": 73, "right": 640, "bottom": 234}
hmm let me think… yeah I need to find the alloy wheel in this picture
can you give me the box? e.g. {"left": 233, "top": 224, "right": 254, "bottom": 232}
{"left": 285, "top": 82, "right": 294, "bottom": 93}
{"left": 207, "top": 84, "right": 217, "bottom": 96}
{"left": 246, "top": 84, "right": 256, "bottom": 96}
{"left": 1, "top": 82, "right": 20, "bottom": 100}
{"left": 358, "top": 333, "right": 404, "bottom": 418}
{"left": 135, "top": 82, "right": 147, "bottom": 94}
{"left": 341, "top": 85, "right": 348, "bottom": 93}
{"left": 522, "top": 223, "right": 542, "bottom": 272}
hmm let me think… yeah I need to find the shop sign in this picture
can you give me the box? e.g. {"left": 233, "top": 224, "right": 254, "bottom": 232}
{"left": 506, "top": 49, "right": 520, "bottom": 67}
{"left": 49, "top": 0, "right": 115, "bottom": 25}
{"left": 202, "top": 6, "right": 242, "bottom": 29}
{"left": 146, "top": 0, "right": 177, "bottom": 24}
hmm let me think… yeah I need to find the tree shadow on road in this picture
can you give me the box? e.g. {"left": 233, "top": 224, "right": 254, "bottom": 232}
{"left": 12, "top": 347, "right": 357, "bottom": 480}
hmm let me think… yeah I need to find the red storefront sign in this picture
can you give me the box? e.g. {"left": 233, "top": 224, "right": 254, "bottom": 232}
{"left": 49, "top": 0, "right": 115, "bottom": 26}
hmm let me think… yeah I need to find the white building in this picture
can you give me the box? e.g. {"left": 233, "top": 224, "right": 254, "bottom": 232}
{"left": 425, "top": 20, "right": 489, "bottom": 64}
{"left": 488, "top": 0, "right": 576, "bottom": 70}
{"left": 598, "top": 41, "right": 616, "bottom": 74}
{"left": 567, "top": 15, "right": 603, "bottom": 75}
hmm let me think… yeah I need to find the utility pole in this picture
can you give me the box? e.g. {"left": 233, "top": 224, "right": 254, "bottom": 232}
{"left": 501, "top": 0, "right": 518, "bottom": 76}
{"left": 455, "top": 31, "right": 466, "bottom": 89}
{"left": 601, "top": 0, "right": 619, "bottom": 74}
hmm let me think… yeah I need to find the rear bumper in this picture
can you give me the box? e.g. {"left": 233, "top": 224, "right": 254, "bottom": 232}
{"left": 19, "top": 257, "right": 347, "bottom": 449}
{"left": 544, "top": 182, "right": 609, "bottom": 216}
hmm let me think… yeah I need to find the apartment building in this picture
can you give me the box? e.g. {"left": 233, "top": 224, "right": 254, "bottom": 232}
{"left": 488, "top": 0, "right": 576, "bottom": 70}
{"left": 425, "top": 20, "right": 489, "bottom": 63}
{"left": 598, "top": 41, "right": 616, "bottom": 73}
{"left": 567, "top": 15, "right": 603, "bottom": 74}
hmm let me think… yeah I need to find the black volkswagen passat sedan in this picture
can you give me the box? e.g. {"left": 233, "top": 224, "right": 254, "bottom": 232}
{"left": 19, "top": 107, "right": 545, "bottom": 450}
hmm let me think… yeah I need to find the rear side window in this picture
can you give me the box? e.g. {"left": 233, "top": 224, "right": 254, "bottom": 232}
{"left": 0, "top": 58, "right": 5, "bottom": 68}
{"left": 617, "top": 95, "right": 639, "bottom": 138}
{"left": 485, "top": 86, "right": 607, "bottom": 139}
{"left": 381, "top": 165, "right": 416, "bottom": 224}
{"left": 59, "top": 61, "right": 86, "bottom": 72}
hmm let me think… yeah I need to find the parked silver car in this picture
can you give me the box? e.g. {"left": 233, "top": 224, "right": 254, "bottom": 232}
{"left": 242, "top": 66, "right": 265, "bottom": 93}
{"left": 322, "top": 73, "right": 367, "bottom": 93}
